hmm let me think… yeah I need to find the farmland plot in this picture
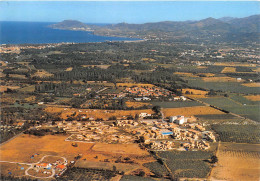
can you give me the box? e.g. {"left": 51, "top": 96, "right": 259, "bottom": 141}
{"left": 210, "top": 142, "right": 260, "bottom": 181}
{"left": 185, "top": 77, "right": 260, "bottom": 94}
{"left": 158, "top": 151, "right": 213, "bottom": 178}
{"left": 211, "top": 124, "right": 260, "bottom": 144}
{"left": 199, "top": 97, "right": 260, "bottom": 122}
{"left": 151, "top": 101, "right": 202, "bottom": 108}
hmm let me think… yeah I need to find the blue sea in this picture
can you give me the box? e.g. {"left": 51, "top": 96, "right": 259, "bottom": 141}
{"left": 0, "top": 21, "right": 139, "bottom": 44}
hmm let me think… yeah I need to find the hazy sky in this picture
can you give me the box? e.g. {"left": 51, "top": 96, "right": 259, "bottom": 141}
{"left": 0, "top": 1, "right": 259, "bottom": 23}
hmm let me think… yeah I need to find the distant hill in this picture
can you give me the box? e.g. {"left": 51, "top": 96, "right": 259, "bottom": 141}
{"left": 218, "top": 17, "right": 237, "bottom": 22}
{"left": 49, "top": 20, "right": 94, "bottom": 31}
{"left": 49, "top": 15, "right": 260, "bottom": 43}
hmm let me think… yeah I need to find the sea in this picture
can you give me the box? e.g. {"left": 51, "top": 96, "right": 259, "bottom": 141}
{"left": 0, "top": 21, "right": 139, "bottom": 44}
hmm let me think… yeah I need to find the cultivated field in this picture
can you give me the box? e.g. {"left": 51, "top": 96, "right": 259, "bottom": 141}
{"left": 92, "top": 143, "right": 148, "bottom": 156}
{"left": 174, "top": 72, "right": 198, "bottom": 77}
{"left": 202, "top": 76, "right": 242, "bottom": 82}
{"left": 126, "top": 101, "right": 151, "bottom": 108}
{"left": 244, "top": 95, "right": 260, "bottom": 101}
{"left": 162, "top": 106, "right": 225, "bottom": 117}
{"left": 45, "top": 106, "right": 154, "bottom": 120}
{"left": 242, "top": 82, "right": 260, "bottom": 87}
{"left": 158, "top": 151, "right": 213, "bottom": 178}
{"left": 32, "top": 70, "right": 53, "bottom": 78}
{"left": 214, "top": 62, "right": 257, "bottom": 67}
{"left": 81, "top": 65, "right": 111, "bottom": 69}
{"left": 75, "top": 160, "right": 138, "bottom": 173}
{"left": 65, "top": 67, "right": 73, "bottom": 71}
{"left": 45, "top": 106, "right": 224, "bottom": 119}
{"left": 199, "top": 97, "right": 260, "bottom": 122}
{"left": 221, "top": 67, "right": 236, "bottom": 73}
{"left": 116, "top": 83, "right": 155, "bottom": 88}
{"left": 151, "top": 101, "right": 203, "bottom": 108}
{"left": 185, "top": 77, "right": 260, "bottom": 94}
{"left": 0, "top": 85, "right": 20, "bottom": 92}
{"left": 18, "top": 85, "right": 35, "bottom": 92}
{"left": 210, "top": 142, "right": 260, "bottom": 181}
{"left": 181, "top": 88, "right": 208, "bottom": 95}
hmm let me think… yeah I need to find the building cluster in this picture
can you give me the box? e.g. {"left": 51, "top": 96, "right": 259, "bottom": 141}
{"left": 0, "top": 43, "right": 70, "bottom": 54}
{"left": 57, "top": 121, "right": 134, "bottom": 144}
{"left": 32, "top": 158, "right": 67, "bottom": 177}
{"left": 116, "top": 116, "right": 215, "bottom": 151}
{"left": 125, "top": 86, "right": 174, "bottom": 98}
{"left": 54, "top": 113, "right": 215, "bottom": 151}
{"left": 149, "top": 141, "right": 175, "bottom": 151}
{"left": 0, "top": 46, "right": 20, "bottom": 54}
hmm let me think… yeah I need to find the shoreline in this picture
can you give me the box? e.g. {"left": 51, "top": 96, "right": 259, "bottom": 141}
{"left": 0, "top": 38, "right": 146, "bottom": 46}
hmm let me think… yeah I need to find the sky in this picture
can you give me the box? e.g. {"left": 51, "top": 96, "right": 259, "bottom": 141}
{"left": 0, "top": 1, "right": 259, "bottom": 23}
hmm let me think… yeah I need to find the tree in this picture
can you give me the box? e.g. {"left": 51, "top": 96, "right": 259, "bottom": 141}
{"left": 185, "top": 91, "right": 190, "bottom": 94}
{"left": 135, "top": 114, "right": 139, "bottom": 120}
{"left": 152, "top": 106, "right": 161, "bottom": 115}
{"left": 211, "top": 155, "right": 218, "bottom": 163}
{"left": 139, "top": 171, "right": 145, "bottom": 177}
{"left": 113, "top": 165, "right": 117, "bottom": 172}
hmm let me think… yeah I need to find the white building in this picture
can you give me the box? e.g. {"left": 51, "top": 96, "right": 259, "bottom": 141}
{"left": 169, "top": 115, "right": 185, "bottom": 124}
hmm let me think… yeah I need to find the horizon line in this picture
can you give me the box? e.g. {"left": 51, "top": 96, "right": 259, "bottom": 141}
{"left": 0, "top": 13, "right": 259, "bottom": 24}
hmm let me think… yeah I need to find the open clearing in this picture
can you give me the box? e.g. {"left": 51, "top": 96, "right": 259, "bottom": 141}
{"left": 116, "top": 83, "right": 155, "bottom": 88}
{"left": 18, "top": 85, "right": 36, "bottom": 92}
{"left": 126, "top": 101, "right": 151, "bottom": 108}
{"left": 75, "top": 160, "right": 138, "bottom": 173}
{"left": 0, "top": 134, "right": 154, "bottom": 177}
{"left": 221, "top": 67, "right": 236, "bottom": 73}
{"left": 214, "top": 62, "right": 257, "bottom": 67}
{"left": 210, "top": 142, "right": 260, "bottom": 181}
{"left": 0, "top": 85, "right": 20, "bottom": 92}
{"left": 0, "top": 134, "right": 94, "bottom": 163}
{"left": 181, "top": 88, "right": 208, "bottom": 95}
{"left": 65, "top": 67, "right": 73, "bottom": 71}
{"left": 185, "top": 77, "right": 260, "bottom": 94}
{"left": 32, "top": 70, "right": 53, "bottom": 78}
{"left": 45, "top": 106, "right": 154, "bottom": 120}
{"left": 244, "top": 95, "right": 260, "bottom": 101}
{"left": 202, "top": 76, "right": 242, "bottom": 82}
{"left": 45, "top": 106, "right": 224, "bottom": 119}
{"left": 81, "top": 65, "right": 111, "bottom": 69}
{"left": 174, "top": 72, "right": 198, "bottom": 77}
{"left": 93, "top": 143, "right": 148, "bottom": 155}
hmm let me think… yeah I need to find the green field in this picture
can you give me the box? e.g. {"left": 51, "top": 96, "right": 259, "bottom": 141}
{"left": 143, "top": 161, "right": 168, "bottom": 177}
{"left": 157, "top": 151, "right": 213, "bottom": 178}
{"left": 199, "top": 97, "right": 260, "bottom": 122}
{"left": 120, "top": 175, "right": 156, "bottom": 181}
{"left": 195, "top": 114, "right": 244, "bottom": 123}
{"left": 185, "top": 77, "right": 260, "bottom": 94}
{"left": 18, "top": 85, "right": 35, "bottom": 92}
{"left": 211, "top": 124, "right": 260, "bottom": 143}
{"left": 151, "top": 101, "right": 202, "bottom": 108}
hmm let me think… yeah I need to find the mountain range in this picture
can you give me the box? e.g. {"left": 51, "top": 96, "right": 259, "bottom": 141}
{"left": 49, "top": 15, "right": 260, "bottom": 43}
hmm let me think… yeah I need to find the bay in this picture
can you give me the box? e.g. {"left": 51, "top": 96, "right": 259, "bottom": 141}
{"left": 0, "top": 21, "right": 139, "bottom": 44}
